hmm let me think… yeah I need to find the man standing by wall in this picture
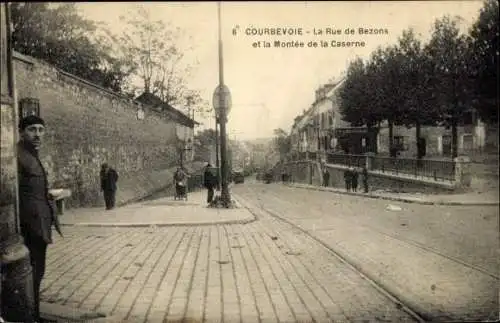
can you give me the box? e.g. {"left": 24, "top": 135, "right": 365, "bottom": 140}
{"left": 100, "top": 163, "right": 119, "bottom": 210}
{"left": 17, "top": 115, "right": 62, "bottom": 323}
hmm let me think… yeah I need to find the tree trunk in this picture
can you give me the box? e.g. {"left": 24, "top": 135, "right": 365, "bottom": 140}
{"left": 416, "top": 121, "right": 423, "bottom": 167}
{"left": 416, "top": 121, "right": 421, "bottom": 158}
{"left": 451, "top": 118, "right": 458, "bottom": 159}
{"left": 388, "top": 120, "right": 394, "bottom": 157}
{"left": 366, "top": 124, "right": 372, "bottom": 153}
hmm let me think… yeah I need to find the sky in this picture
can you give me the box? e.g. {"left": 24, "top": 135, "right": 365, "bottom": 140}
{"left": 76, "top": 1, "right": 484, "bottom": 140}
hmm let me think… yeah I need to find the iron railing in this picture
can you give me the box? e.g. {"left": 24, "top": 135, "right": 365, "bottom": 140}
{"left": 371, "top": 156, "right": 455, "bottom": 181}
{"left": 288, "top": 151, "right": 456, "bottom": 182}
{"left": 326, "top": 153, "right": 366, "bottom": 168}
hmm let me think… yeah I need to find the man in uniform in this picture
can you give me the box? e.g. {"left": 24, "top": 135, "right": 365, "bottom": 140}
{"left": 17, "top": 115, "right": 62, "bottom": 323}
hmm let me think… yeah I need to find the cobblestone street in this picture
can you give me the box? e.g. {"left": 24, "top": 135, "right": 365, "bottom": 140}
{"left": 42, "top": 204, "right": 419, "bottom": 322}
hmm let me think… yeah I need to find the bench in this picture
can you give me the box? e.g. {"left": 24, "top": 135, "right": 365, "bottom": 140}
{"left": 48, "top": 189, "right": 72, "bottom": 215}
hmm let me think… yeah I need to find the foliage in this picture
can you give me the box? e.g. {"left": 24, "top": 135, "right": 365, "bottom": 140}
{"left": 117, "top": 5, "right": 205, "bottom": 116}
{"left": 426, "top": 16, "right": 475, "bottom": 124}
{"left": 273, "top": 128, "right": 291, "bottom": 160}
{"left": 338, "top": 4, "right": 495, "bottom": 159}
{"left": 193, "top": 129, "right": 217, "bottom": 162}
{"left": 396, "top": 28, "right": 440, "bottom": 127}
{"left": 10, "top": 3, "right": 131, "bottom": 92}
{"left": 339, "top": 58, "right": 373, "bottom": 127}
{"left": 469, "top": 0, "right": 498, "bottom": 123}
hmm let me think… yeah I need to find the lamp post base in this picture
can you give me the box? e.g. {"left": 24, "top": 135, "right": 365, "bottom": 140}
{"left": 1, "top": 234, "right": 36, "bottom": 322}
{"left": 208, "top": 195, "right": 237, "bottom": 209}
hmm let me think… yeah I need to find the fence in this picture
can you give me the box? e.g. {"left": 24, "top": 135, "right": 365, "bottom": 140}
{"left": 326, "top": 153, "right": 366, "bottom": 168}
{"left": 289, "top": 151, "right": 457, "bottom": 182}
{"left": 371, "top": 156, "right": 455, "bottom": 181}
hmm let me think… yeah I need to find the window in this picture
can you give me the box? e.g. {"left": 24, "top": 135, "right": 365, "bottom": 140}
{"left": 393, "top": 136, "right": 409, "bottom": 151}
{"left": 328, "top": 111, "right": 334, "bottom": 126}
{"left": 19, "top": 98, "right": 40, "bottom": 118}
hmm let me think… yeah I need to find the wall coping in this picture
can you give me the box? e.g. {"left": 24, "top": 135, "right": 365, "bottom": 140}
{"left": 13, "top": 51, "right": 130, "bottom": 101}
{"left": 322, "top": 162, "right": 456, "bottom": 190}
{"left": 13, "top": 51, "right": 181, "bottom": 124}
{"left": 284, "top": 160, "right": 456, "bottom": 190}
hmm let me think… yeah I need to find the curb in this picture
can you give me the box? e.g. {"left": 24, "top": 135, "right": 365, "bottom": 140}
{"left": 40, "top": 302, "right": 107, "bottom": 322}
{"left": 285, "top": 183, "right": 500, "bottom": 206}
{"left": 59, "top": 197, "right": 257, "bottom": 228}
{"left": 60, "top": 217, "right": 256, "bottom": 228}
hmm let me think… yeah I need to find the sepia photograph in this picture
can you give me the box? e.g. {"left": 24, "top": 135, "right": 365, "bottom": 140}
{"left": 0, "top": 1, "right": 498, "bottom": 322}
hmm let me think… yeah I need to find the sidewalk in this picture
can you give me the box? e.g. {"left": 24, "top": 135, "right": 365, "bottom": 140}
{"left": 285, "top": 182, "right": 499, "bottom": 206}
{"left": 60, "top": 190, "right": 255, "bottom": 227}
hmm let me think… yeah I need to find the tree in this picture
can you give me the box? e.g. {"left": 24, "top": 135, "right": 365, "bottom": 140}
{"left": 193, "top": 129, "right": 217, "bottom": 162}
{"left": 397, "top": 28, "right": 440, "bottom": 160}
{"left": 273, "top": 128, "right": 291, "bottom": 161}
{"left": 118, "top": 5, "right": 202, "bottom": 114}
{"left": 339, "top": 57, "right": 370, "bottom": 127}
{"left": 469, "top": 0, "right": 498, "bottom": 124}
{"left": 365, "top": 45, "right": 407, "bottom": 156}
{"left": 426, "top": 16, "right": 475, "bottom": 158}
{"left": 339, "top": 57, "right": 383, "bottom": 152}
{"left": 10, "top": 3, "right": 130, "bottom": 92}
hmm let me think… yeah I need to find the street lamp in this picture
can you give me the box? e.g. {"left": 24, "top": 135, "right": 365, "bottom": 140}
{"left": 212, "top": 1, "right": 233, "bottom": 207}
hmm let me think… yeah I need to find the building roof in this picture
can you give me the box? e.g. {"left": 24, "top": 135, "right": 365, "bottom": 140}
{"left": 135, "top": 92, "right": 200, "bottom": 128}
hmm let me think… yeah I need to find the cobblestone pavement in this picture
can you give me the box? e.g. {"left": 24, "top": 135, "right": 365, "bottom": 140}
{"left": 42, "top": 218, "right": 418, "bottom": 322}
{"left": 232, "top": 183, "right": 499, "bottom": 322}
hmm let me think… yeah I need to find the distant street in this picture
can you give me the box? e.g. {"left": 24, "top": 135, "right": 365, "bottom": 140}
{"left": 40, "top": 181, "right": 499, "bottom": 322}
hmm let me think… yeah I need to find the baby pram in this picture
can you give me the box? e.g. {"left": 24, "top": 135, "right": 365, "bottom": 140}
{"left": 174, "top": 181, "right": 187, "bottom": 200}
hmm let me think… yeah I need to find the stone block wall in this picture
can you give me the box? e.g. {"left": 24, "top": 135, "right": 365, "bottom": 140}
{"left": 13, "top": 52, "right": 181, "bottom": 208}
{"left": 323, "top": 164, "right": 456, "bottom": 194}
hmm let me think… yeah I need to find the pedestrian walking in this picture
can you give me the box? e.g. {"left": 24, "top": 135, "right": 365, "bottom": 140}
{"left": 17, "top": 115, "right": 62, "bottom": 323}
{"left": 173, "top": 167, "right": 188, "bottom": 200}
{"left": 100, "top": 163, "right": 119, "bottom": 210}
{"left": 343, "top": 167, "right": 352, "bottom": 191}
{"left": 322, "top": 167, "right": 330, "bottom": 187}
{"left": 203, "top": 163, "right": 218, "bottom": 204}
{"left": 351, "top": 167, "right": 359, "bottom": 192}
{"left": 362, "top": 167, "right": 369, "bottom": 193}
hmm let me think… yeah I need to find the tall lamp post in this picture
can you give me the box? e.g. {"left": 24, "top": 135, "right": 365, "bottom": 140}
{"left": 212, "top": 1, "right": 232, "bottom": 207}
{"left": 214, "top": 116, "right": 220, "bottom": 189}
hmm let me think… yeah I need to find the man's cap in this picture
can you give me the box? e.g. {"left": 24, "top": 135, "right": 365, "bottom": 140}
{"left": 19, "top": 115, "right": 45, "bottom": 130}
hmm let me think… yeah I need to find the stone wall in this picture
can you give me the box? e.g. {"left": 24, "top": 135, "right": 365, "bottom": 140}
{"left": 13, "top": 52, "right": 183, "bottom": 208}
{"left": 282, "top": 160, "right": 458, "bottom": 194}
{"left": 323, "top": 164, "right": 456, "bottom": 194}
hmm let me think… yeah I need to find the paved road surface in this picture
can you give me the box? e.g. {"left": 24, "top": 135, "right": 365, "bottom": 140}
{"left": 42, "top": 198, "right": 418, "bottom": 322}
{"left": 232, "top": 181, "right": 499, "bottom": 322}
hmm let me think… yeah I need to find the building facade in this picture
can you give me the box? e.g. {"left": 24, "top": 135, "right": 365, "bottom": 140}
{"left": 377, "top": 119, "right": 494, "bottom": 158}
{"left": 289, "top": 75, "right": 496, "bottom": 159}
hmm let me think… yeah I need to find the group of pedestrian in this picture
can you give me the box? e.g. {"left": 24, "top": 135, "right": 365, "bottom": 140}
{"left": 344, "top": 167, "right": 360, "bottom": 192}
{"left": 344, "top": 167, "right": 369, "bottom": 193}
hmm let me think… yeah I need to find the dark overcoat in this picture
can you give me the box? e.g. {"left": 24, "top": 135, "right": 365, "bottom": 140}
{"left": 17, "top": 142, "right": 59, "bottom": 244}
